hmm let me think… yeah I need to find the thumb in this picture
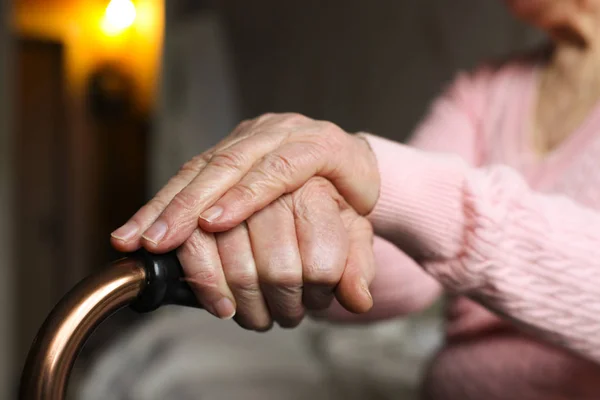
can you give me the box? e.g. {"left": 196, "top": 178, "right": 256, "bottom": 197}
{"left": 335, "top": 213, "right": 375, "bottom": 314}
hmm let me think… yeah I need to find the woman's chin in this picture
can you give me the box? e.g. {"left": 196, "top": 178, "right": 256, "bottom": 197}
{"left": 504, "top": 0, "right": 557, "bottom": 24}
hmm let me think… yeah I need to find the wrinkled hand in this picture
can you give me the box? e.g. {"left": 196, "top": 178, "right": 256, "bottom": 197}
{"left": 113, "top": 178, "right": 375, "bottom": 330}
{"left": 110, "top": 113, "right": 379, "bottom": 252}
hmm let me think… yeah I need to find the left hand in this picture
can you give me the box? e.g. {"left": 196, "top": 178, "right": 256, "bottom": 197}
{"left": 113, "top": 177, "right": 375, "bottom": 329}
{"left": 110, "top": 113, "right": 379, "bottom": 253}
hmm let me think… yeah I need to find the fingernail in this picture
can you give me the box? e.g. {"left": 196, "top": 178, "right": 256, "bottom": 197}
{"left": 200, "top": 205, "right": 223, "bottom": 223}
{"left": 142, "top": 220, "right": 168, "bottom": 245}
{"left": 213, "top": 298, "right": 236, "bottom": 319}
{"left": 360, "top": 278, "right": 372, "bottom": 302}
{"left": 111, "top": 222, "right": 139, "bottom": 241}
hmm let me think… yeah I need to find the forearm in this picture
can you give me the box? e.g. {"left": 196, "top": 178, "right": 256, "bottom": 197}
{"left": 365, "top": 134, "right": 600, "bottom": 363}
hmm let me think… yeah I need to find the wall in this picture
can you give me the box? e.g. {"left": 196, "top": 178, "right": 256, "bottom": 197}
{"left": 220, "top": 0, "right": 544, "bottom": 138}
{"left": 151, "top": 3, "right": 239, "bottom": 190}
{"left": 153, "top": 1, "right": 543, "bottom": 186}
{"left": 0, "top": 0, "right": 13, "bottom": 396}
{"left": 149, "top": 2, "right": 545, "bottom": 398}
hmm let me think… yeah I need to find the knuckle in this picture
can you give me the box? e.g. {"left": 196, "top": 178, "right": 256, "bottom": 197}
{"left": 283, "top": 112, "right": 308, "bottom": 124}
{"left": 302, "top": 177, "right": 334, "bottom": 195}
{"left": 253, "top": 113, "right": 276, "bottom": 125}
{"left": 273, "top": 292, "right": 304, "bottom": 313}
{"left": 292, "top": 179, "right": 338, "bottom": 217}
{"left": 318, "top": 119, "right": 343, "bottom": 136}
{"left": 237, "top": 315, "right": 273, "bottom": 332}
{"left": 236, "top": 119, "right": 253, "bottom": 130}
{"left": 320, "top": 121, "right": 347, "bottom": 151}
{"left": 252, "top": 321, "right": 273, "bottom": 332}
{"left": 229, "top": 182, "right": 262, "bottom": 204}
{"left": 230, "top": 120, "right": 254, "bottom": 140}
{"left": 260, "top": 153, "right": 295, "bottom": 182}
{"left": 165, "top": 173, "right": 187, "bottom": 189}
{"left": 227, "top": 268, "right": 260, "bottom": 293}
{"left": 209, "top": 150, "right": 247, "bottom": 172}
{"left": 178, "top": 154, "right": 208, "bottom": 175}
{"left": 303, "top": 263, "right": 339, "bottom": 286}
{"left": 320, "top": 119, "right": 341, "bottom": 132}
{"left": 358, "top": 217, "right": 374, "bottom": 235}
{"left": 235, "top": 284, "right": 263, "bottom": 302}
{"left": 303, "top": 286, "right": 335, "bottom": 311}
{"left": 351, "top": 217, "right": 374, "bottom": 238}
{"left": 179, "top": 231, "right": 213, "bottom": 260}
{"left": 186, "top": 270, "right": 221, "bottom": 293}
{"left": 180, "top": 247, "right": 220, "bottom": 289}
{"left": 258, "top": 112, "right": 276, "bottom": 120}
{"left": 290, "top": 197, "right": 310, "bottom": 221}
{"left": 259, "top": 195, "right": 293, "bottom": 217}
{"left": 262, "top": 267, "right": 302, "bottom": 289}
{"left": 188, "top": 267, "right": 220, "bottom": 289}
{"left": 276, "top": 311, "right": 305, "bottom": 328}
{"left": 141, "top": 196, "right": 169, "bottom": 217}
{"left": 171, "top": 190, "right": 201, "bottom": 214}
{"left": 180, "top": 246, "right": 220, "bottom": 289}
{"left": 177, "top": 161, "right": 196, "bottom": 176}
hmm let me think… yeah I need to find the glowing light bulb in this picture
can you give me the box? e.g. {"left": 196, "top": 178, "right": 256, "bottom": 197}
{"left": 101, "top": 0, "right": 137, "bottom": 36}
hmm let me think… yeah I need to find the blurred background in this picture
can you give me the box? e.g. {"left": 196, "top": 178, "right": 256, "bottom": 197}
{"left": 0, "top": 0, "right": 544, "bottom": 398}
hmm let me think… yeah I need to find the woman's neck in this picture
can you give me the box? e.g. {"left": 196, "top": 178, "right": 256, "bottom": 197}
{"left": 546, "top": 44, "right": 600, "bottom": 94}
{"left": 546, "top": 10, "right": 600, "bottom": 94}
{"left": 532, "top": 16, "right": 600, "bottom": 155}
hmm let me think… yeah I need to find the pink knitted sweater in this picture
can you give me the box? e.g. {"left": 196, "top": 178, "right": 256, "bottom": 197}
{"left": 327, "top": 60, "right": 600, "bottom": 399}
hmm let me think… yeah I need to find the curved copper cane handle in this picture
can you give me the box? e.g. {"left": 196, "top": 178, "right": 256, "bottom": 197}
{"left": 19, "top": 251, "right": 199, "bottom": 400}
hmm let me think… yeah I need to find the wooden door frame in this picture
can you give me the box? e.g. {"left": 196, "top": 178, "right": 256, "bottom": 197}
{"left": 12, "top": 35, "right": 90, "bottom": 292}
{"left": 10, "top": 35, "right": 97, "bottom": 384}
{"left": 0, "top": 0, "right": 14, "bottom": 396}
{"left": 12, "top": 36, "right": 71, "bottom": 373}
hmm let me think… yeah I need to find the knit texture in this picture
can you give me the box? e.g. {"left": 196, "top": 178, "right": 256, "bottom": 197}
{"left": 342, "top": 61, "right": 600, "bottom": 396}
{"left": 367, "top": 132, "right": 600, "bottom": 361}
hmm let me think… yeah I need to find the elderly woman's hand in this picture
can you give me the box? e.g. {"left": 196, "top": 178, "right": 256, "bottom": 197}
{"left": 113, "top": 177, "right": 375, "bottom": 329}
{"left": 111, "top": 113, "right": 379, "bottom": 252}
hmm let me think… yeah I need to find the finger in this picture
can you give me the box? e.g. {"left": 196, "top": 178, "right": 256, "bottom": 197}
{"left": 292, "top": 179, "right": 348, "bottom": 310}
{"left": 140, "top": 128, "right": 290, "bottom": 251}
{"left": 110, "top": 152, "right": 212, "bottom": 252}
{"left": 118, "top": 126, "right": 257, "bottom": 252}
{"left": 140, "top": 113, "right": 325, "bottom": 251}
{"left": 177, "top": 228, "right": 236, "bottom": 319}
{"left": 198, "top": 136, "right": 337, "bottom": 232}
{"left": 216, "top": 223, "right": 272, "bottom": 331}
{"left": 248, "top": 198, "right": 305, "bottom": 328}
{"left": 199, "top": 128, "right": 379, "bottom": 233}
{"left": 113, "top": 119, "right": 260, "bottom": 252}
{"left": 335, "top": 212, "right": 375, "bottom": 314}
{"left": 313, "top": 236, "right": 441, "bottom": 323}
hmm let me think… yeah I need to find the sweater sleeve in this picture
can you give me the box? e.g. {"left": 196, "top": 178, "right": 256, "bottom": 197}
{"left": 323, "top": 70, "right": 492, "bottom": 322}
{"left": 365, "top": 134, "right": 600, "bottom": 363}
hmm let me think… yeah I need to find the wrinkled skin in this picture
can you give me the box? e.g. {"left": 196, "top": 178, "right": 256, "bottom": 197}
{"left": 112, "top": 113, "right": 380, "bottom": 328}
{"left": 111, "top": 1, "right": 600, "bottom": 399}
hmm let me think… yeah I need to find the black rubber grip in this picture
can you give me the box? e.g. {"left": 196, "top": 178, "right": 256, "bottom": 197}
{"left": 129, "top": 250, "right": 200, "bottom": 313}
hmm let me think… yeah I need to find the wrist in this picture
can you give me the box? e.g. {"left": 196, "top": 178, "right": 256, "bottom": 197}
{"left": 353, "top": 132, "right": 381, "bottom": 215}
{"left": 360, "top": 134, "right": 468, "bottom": 260}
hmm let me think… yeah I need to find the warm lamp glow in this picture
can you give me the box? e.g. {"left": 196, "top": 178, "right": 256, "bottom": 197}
{"left": 101, "top": 0, "right": 137, "bottom": 36}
